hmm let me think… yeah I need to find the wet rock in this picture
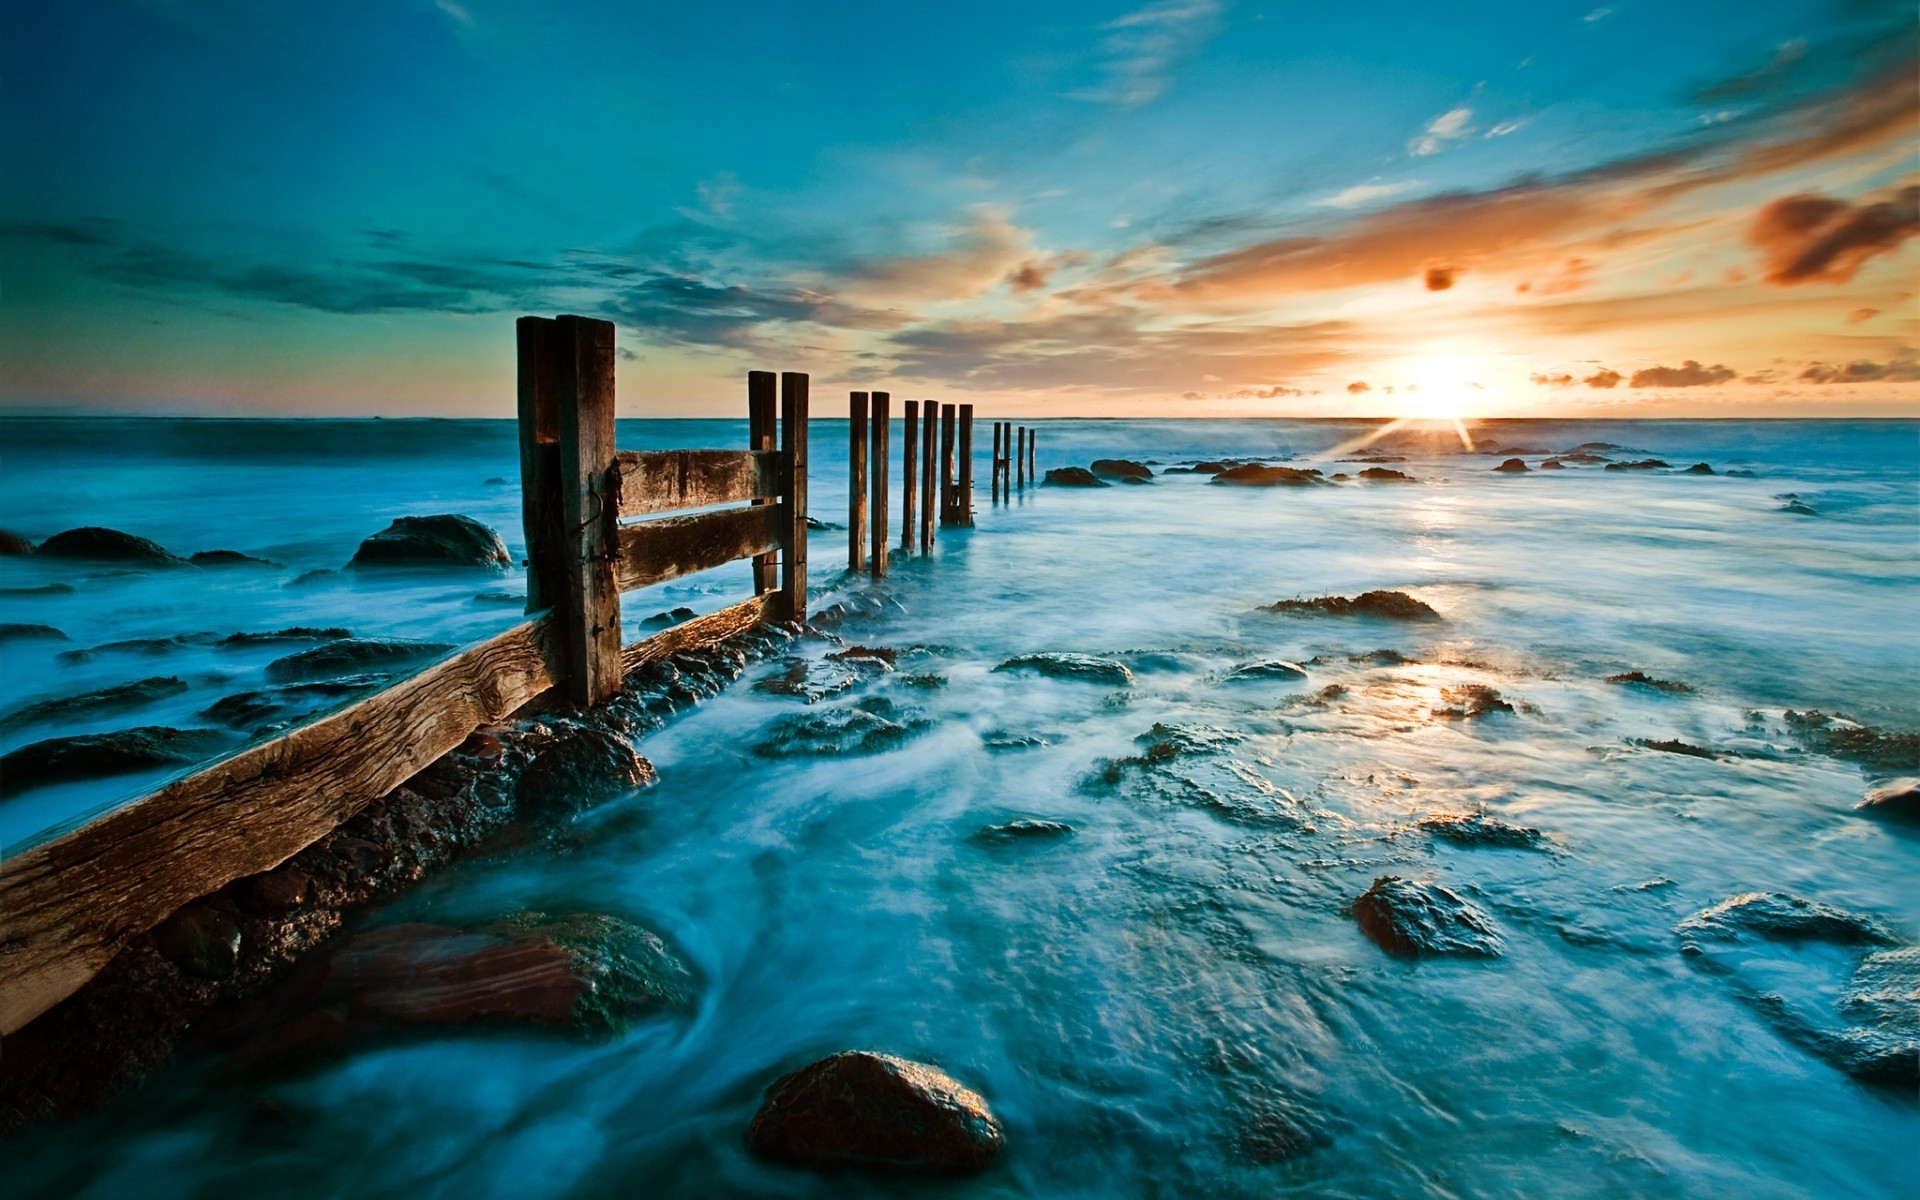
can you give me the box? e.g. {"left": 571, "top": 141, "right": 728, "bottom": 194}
{"left": 900, "top": 673, "right": 947, "bottom": 690}
{"left": 347, "top": 514, "right": 510, "bottom": 569}
{"left": 1682, "top": 462, "right": 1715, "bottom": 475}
{"left": 1556, "top": 452, "right": 1609, "bottom": 464}
{"left": 972, "top": 818, "right": 1075, "bottom": 844}
{"left": 756, "top": 654, "right": 888, "bottom": 703}
{"left": 514, "top": 725, "right": 653, "bottom": 817}
{"left": 1093, "top": 724, "right": 1308, "bottom": 827}
{"left": 983, "top": 732, "right": 1050, "bottom": 751}
{"left": 754, "top": 699, "right": 926, "bottom": 758}
{"left": 1780, "top": 499, "right": 1819, "bottom": 516}
{"left": 0, "top": 676, "right": 189, "bottom": 733}
{"left": 1632, "top": 737, "right": 1716, "bottom": 759}
{"left": 151, "top": 905, "right": 243, "bottom": 981}
{"left": 1783, "top": 709, "right": 1920, "bottom": 772}
{"left": 805, "top": 516, "right": 844, "bottom": 531}
{"left": 831, "top": 645, "right": 899, "bottom": 665}
{"left": 1238, "top": 1094, "right": 1328, "bottom": 1163}
{"left": 0, "top": 529, "right": 33, "bottom": 554}
{"left": 995, "top": 653, "right": 1133, "bottom": 686}
{"left": 0, "top": 622, "right": 67, "bottom": 643}
{"left": 1676, "top": 892, "right": 1896, "bottom": 951}
{"left": 1358, "top": 467, "right": 1415, "bottom": 482}
{"left": 1090, "top": 458, "right": 1152, "bottom": 480}
{"left": 0, "top": 726, "right": 227, "bottom": 797}
{"left": 1567, "top": 441, "right": 1626, "bottom": 453}
{"left": 483, "top": 476, "right": 510, "bottom": 486}
{"left": 0, "top": 582, "right": 74, "bottom": 597}
{"left": 218, "top": 626, "right": 352, "bottom": 647}
{"left": 35, "top": 526, "right": 186, "bottom": 566}
{"left": 199, "top": 676, "right": 389, "bottom": 732}
{"left": 1339, "top": 455, "right": 1407, "bottom": 464}
{"left": 1490, "top": 445, "right": 1551, "bottom": 456}
{"left": 1433, "top": 684, "right": 1513, "bottom": 719}
{"left": 747, "top": 1051, "right": 1004, "bottom": 1175}
{"left": 1492, "top": 458, "right": 1529, "bottom": 473}
{"left": 1605, "top": 671, "right": 1693, "bottom": 694}
{"left": 56, "top": 632, "right": 221, "bottom": 664}
{"left": 1726, "top": 468, "right": 1756, "bottom": 477}
{"left": 1212, "top": 464, "right": 1323, "bottom": 487}
{"left": 639, "top": 606, "right": 699, "bottom": 629}
{"left": 264, "top": 637, "right": 452, "bottom": 683}
{"left": 189, "top": 549, "right": 279, "bottom": 567}
{"left": 1227, "top": 660, "right": 1309, "bottom": 682}
{"left": 1261, "top": 590, "right": 1438, "bottom": 620}
{"left": 1858, "top": 778, "right": 1919, "bottom": 823}
{"left": 1191, "top": 461, "right": 1229, "bottom": 474}
{"left": 472, "top": 590, "right": 523, "bottom": 606}
{"left": 1329, "top": 472, "right": 1350, "bottom": 481}
{"left": 1349, "top": 876, "right": 1505, "bottom": 958}
{"left": 286, "top": 568, "right": 339, "bottom": 587}
{"left": 1538, "top": 458, "right": 1566, "bottom": 469}
{"left": 1604, "top": 459, "right": 1670, "bottom": 471}
{"left": 1834, "top": 948, "right": 1920, "bottom": 1086}
{"left": 1043, "top": 467, "right": 1109, "bottom": 487}
{"left": 233, "top": 867, "right": 314, "bottom": 915}
{"left": 1418, "top": 810, "right": 1543, "bottom": 849}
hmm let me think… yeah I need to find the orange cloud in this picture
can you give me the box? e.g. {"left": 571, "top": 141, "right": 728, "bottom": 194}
{"left": 1584, "top": 368, "right": 1622, "bottom": 388}
{"left": 1630, "top": 360, "right": 1737, "bottom": 387}
{"left": 1425, "top": 266, "right": 1460, "bottom": 291}
{"left": 1799, "top": 357, "right": 1920, "bottom": 383}
{"left": 1748, "top": 185, "right": 1920, "bottom": 285}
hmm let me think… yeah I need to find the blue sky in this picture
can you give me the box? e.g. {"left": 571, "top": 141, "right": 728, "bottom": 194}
{"left": 2, "top": 0, "right": 1914, "bottom": 415}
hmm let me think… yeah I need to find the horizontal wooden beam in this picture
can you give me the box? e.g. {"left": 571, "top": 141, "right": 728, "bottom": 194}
{"left": 0, "top": 616, "right": 562, "bottom": 1036}
{"left": 614, "top": 504, "right": 786, "bottom": 593}
{"left": 615, "top": 449, "right": 782, "bottom": 516}
{"left": 621, "top": 591, "right": 778, "bottom": 675}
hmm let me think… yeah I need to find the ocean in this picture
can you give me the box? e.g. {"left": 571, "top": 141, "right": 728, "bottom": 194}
{"left": 2, "top": 415, "right": 1916, "bottom": 1198}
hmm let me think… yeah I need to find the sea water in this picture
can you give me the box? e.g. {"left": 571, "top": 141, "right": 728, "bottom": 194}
{"left": 1, "top": 416, "right": 1916, "bottom": 1198}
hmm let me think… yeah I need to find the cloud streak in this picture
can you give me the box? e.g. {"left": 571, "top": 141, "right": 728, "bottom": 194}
{"left": 1078, "top": 0, "right": 1224, "bottom": 107}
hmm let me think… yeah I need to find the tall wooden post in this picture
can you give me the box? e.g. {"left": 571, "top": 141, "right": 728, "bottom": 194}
{"left": 920, "top": 406, "right": 937, "bottom": 550}
{"left": 958, "top": 404, "right": 975, "bottom": 527}
{"left": 516, "top": 317, "right": 565, "bottom": 616}
{"left": 870, "top": 391, "right": 889, "bottom": 576}
{"left": 748, "top": 371, "right": 777, "bottom": 595}
{"left": 1015, "top": 426, "right": 1026, "bottom": 488}
{"left": 901, "top": 400, "right": 919, "bottom": 554}
{"left": 781, "top": 372, "right": 809, "bottom": 623}
{"left": 551, "top": 314, "right": 622, "bottom": 705}
{"left": 849, "top": 392, "right": 869, "bottom": 574}
{"left": 939, "top": 403, "right": 957, "bottom": 525}
{"left": 1027, "top": 427, "right": 1036, "bottom": 480}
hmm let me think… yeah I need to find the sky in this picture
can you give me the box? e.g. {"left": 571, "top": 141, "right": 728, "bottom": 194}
{"left": 1, "top": 0, "right": 1915, "bottom": 418}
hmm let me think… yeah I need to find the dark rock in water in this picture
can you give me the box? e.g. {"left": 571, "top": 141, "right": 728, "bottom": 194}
{"left": 1348, "top": 648, "right": 1414, "bottom": 665}
{"left": 1434, "top": 684, "right": 1514, "bottom": 719}
{"left": 1490, "top": 445, "right": 1551, "bottom": 456}
{"left": 1090, "top": 458, "right": 1152, "bottom": 479}
{"left": 747, "top": 1051, "right": 1004, "bottom": 1175}
{"left": 640, "top": 606, "right": 699, "bottom": 628}
{"left": 1492, "top": 458, "right": 1529, "bottom": 473}
{"left": 1339, "top": 455, "right": 1407, "bottom": 464}
{"left": 514, "top": 725, "right": 653, "bottom": 817}
{"left": 756, "top": 653, "right": 889, "bottom": 703}
{"left": 1604, "top": 459, "right": 1670, "bottom": 471}
{"left": 0, "top": 582, "right": 75, "bottom": 596}
{"left": 901, "top": 673, "right": 947, "bottom": 690}
{"left": 189, "top": 550, "right": 278, "bottom": 567}
{"left": 472, "top": 590, "right": 523, "bottom": 606}
{"left": 264, "top": 637, "right": 452, "bottom": 683}
{"left": 1329, "top": 472, "right": 1351, "bottom": 481}
{"left": 1783, "top": 709, "right": 1920, "bottom": 772}
{"left": 1191, "top": 461, "right": 1229, "bottom": 474}
{"left": 1418, "top": 811, "right": 1543, "bottom": 849}
{"left": 0, "top": 726, "right": 227, "bottom": 797}
{"left": 1568, "top": 442, "right": 1626, "bottom": 453}
{"left": 1358, "top": 467, "right": 1415, "bottom": 482}
{"left": 199, "top": 675, "right": 389, "bottom": 732}
{"left": 1043, "top": 467, "right": 1109, "bottom": 487}
{"left": 1683, "top": 462, "right": 1715, "bottom": 475}
{"left": 1556, "top": 452, "right": 1609, "bottom": 464}
{"left": 983, "top": 732, "right": 1050, "bottom": 750}
{"left": 0, "top": 622, "right": 67, "bottom": 643}
{"left": 286, "top": 568, "right": 339, "bottom": 587}
{"left": 754, "top": 699, "right": 927, "bottom": 758}
{"left": 36, "top": 526, "right": 186, "bottom": 566}
{"left": 218, "top": 626, "right": 352, "bottom": 647}
{"left": 347, "top": 514, "right": 510, "bottom": 569}
{"left": 1227, "top": 660, "right": 1309, "bottom": 682}
{"left": 995, "top": 653, "right": 1133, "bottom": 686}
{"left": 1858, "top": 778, "right": 1920, "bottom": 823}
{"left": 1349, "top": 876, "right": 1504, "bottom": 958}
{"left": 0, "top": 676, "right": 189, "bottom": 732}
{"left": 1779, "top": 499, "right": 1818, "bottom": 515}
{"left": 805, "top": 516, "right": 845, "bottom": 531}
{"left": 831, "top": 645, "right": 898, "bottom": 665}
{"left": 56, "top": 632, "right": 221, "bottom": 664}
{"left": 1605, "top": 671, "right": 1693, "bottom": 693}
{"left": 0, "top": 529, "right": 34, "bottom": 554}
{"left": 483, "top": 476, "right": 510, "bottom": 486}
{"left": 1834, "top": 948, "right": 1920, "bottom": 1086}
{"left": 1676, "top": 892, "right": 1897, "bottom": 951}
{"left": 1117, "top": 475, "right": 1151, "bottom": 485}
{"left": 1633, "top": 737, "right": 1715, "bottom": 759}
{"left": 1261, "top": 590, "right": 1438, "bottom": 621}
{"left": 233, "top": 866, "right": 314, "bottom": 915}
{"left": 972, "top": 818, "right": 1075, "bottom": 844}
{"left": 151, "top": 905, "right": 243, "bottom": 981}
{"left": 1212, "top": 464, "right": 1323, "bottom": 487}
{"left": 1726, "top": 468, "right": 1756, "bottom": 477}
{"left": 1538, "top": 458, "right": 1566, "bottom": 469}
{"left": 1238, "top": 1094, "right": 1328, "bottom": 1163}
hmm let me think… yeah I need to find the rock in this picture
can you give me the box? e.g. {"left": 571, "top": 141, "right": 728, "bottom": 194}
{"left": 1418, "top": 811, "right": 1543, "bottom": 849}
{"left": 0, "top": 726, "right": 227, "bottom": 798}
{"left": 1676, "top": 892, "right": 1897, "bottom": 951}
{"left": 995, "top": 653, "right": 1133, "bottom": 686}
{"left": 483, "top": 476, "right": 510, "bottom": 486}
{"left": 1226, "top": 660, "right": 1309, "bottom": 682}
{"left": 1567, "top": 442, "right": 1625, "bottom": 453}
{"left": 55, "top": 633, "right": 223, "bottom": 665}
{"left": 1538, "top": 458, "right": 1566, "bottom": 469}
{"left": 0, "top": 529, "right": 34, "bottom": 554}
{"left": 1858, "top": 778, "right": 1919, "bottom": 823}
{"left": 1726, "top": 468, "right": 1756, "bottom": 477}
{"left": 1783, "top": 710, "right": 1920, "bottom": 772}
{"left": 640, "top": 607, "right": 699, "bottom": 628}
{"left": 1090, "top": 459, "right": 1152, "bottom": 480}
{"left": 971, "top": 818, "right": 1075, "bottom": 844}
{"left": 0, "top": 623, "right": 67, "bottom": 643}
{"left": 514, "top": 726, "right": 653, "bottom": 817}
{"left": 1329, "top": 473, "right": 1350, "bottom": 481}
{"left": 756, "top": 653, "right": 890, "bottom": 702}
{"left": 199, "top": 676, "right": 390, "bottom": 732}
{"left": 1358, "top": 467, "right": 1415, "bottom": 482}
{"left": 805, "top": 516, "right": 844, "bottom": 531}
{"left": 188, "top": 550, "right": 279, "bottom": 567}
{"left": 1604, "top": 459, "right": 1670, "bottom": 471}
{"left": 0, "top": 676, "right": 190, "bottom": 733}
{"left": 983, "top": 732, "right": 1049, "bottom": 750}
{"left": 830, "top": 645, "right": 898, "bottom": 665}
{"left": 1042, "top": 467, "right": 1109, "bottom": 487}
{"left": 1780, "top": 499, "right": 1819, "bottom": 515}
{"left": 0, "top": 582, "right": 74, "bottom": 596}
{"left": 1190, "top": 461, "right": 1229, "bottom": 474}
{"left": 1492, "top": 458, "right": 1529, "bottom": 473}
{"left": 1261, "top": 590, "right": 1438, "bottom": 621}
{"left": 747, "top": 1051, "right": 1004, "bottom": 1175}
{"left": 1605, "top": 671, "right": 1693, "bottom": 693}
{"left": 1683, "top": 462, "right": 1715, "bottom": 475}
{"left": 1834, "top": 948, "right": 1920, "bottom": 1086}
{"left": 1632, "top": 737, "right": 1715, "bottom": 759}
{"left": 1212, "top": 464, "right": 1323, "bottom": 486}
{"left": 150, "top": 905, "right": 243, "bottom": 980}
{"left": 217, "top": 626, "right": 352, "bottom": 646}
{"left": 754, "top": 699, "right": 926, "bottom": 758}
{"left": 233, "top": 867, "right": 314, "bottom": 915}
{"left": 347, "top": 514, "right": 510, "bottom": 569}
{"left": 900, "top": 673, "right": 947, "bottom": 690}
{"left": 286, "top": 568, "right": 339, "bottom": 587}
{"left": 472, "top": 590, "right": 522, "bottom": 606}
{"left": 1238, "top": 1095, "right": 1328, "bottom": 1163}
{"left": 1433, "top": 684, "right": 1513, "bottom": 719}
{"left": 1490, "top": 445, "right": 1551, "bottom": 456}
{"left": 1556, "top": 452, "right": 1609, "bottom": 464}
{"left": 264, "top": 637, "right": 452, "bottom": 683}
{"left": 35, "top": 526, "right": 186, "bottom": 566}
{"left": 1349, "top": 876, "right": 1504, "bottom": 958}
{"left": 1338, "top": 455, "right": 1407, "bottom": 464}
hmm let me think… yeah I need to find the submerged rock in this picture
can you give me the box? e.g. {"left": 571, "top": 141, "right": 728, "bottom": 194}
{"left": 1358, "top": 467, "right": 1416, "bottom": 482}
{"left": 1604, "top": 459, "right": 1670, "bottom": 471}
{"left": 1418, "top": 810, "right": 1543, "bottom": 849}
{"left": 1682, "top": 462, "right": 1716, "bottom": 475}
{"left": 1042, "top": 467, "right": 1108, "bottom": 487}
{"left": 1783, "top": 709, "right": 1920, "bottom": 773}
{"left": 995, "top": 653, "right": 1133, "bottom": 686}
{"left": 1556, "top": 452, "right": 1609, "bottom": 464}
{"left": 200, "top": 675, "right": 391, "bottom": 732}
{"left": 0, "top": 676, "right": 189, "bottom": 732}
{"left": 1212, "top": 464, "right": 1323, "bottom": 487}
{"left": 1349, "top": 876, "right": 1504, "bottom": 958}
{"left": 0, "top": 622, "right": 67, "bottom": 643}
{"left": 1780, "top": 499, "right": 1819, "bottom": 516}
{"left": 747, "top": 1051, "right": 1004, "bottom": 1175}
{"left": 1538, "top": 458, "right": 1566, "bottom": 469}
{"left": 639, "top": 607, "right": 699, "bottom": 628}
{"left": 514, "top": 726, "right": 654, "bottom": 817}
{"left": 0, "top": 529, "right": 33, "bottom": 555}
{"left": 1492, "top": 458, "right": 1529, "bottom": 473}
{"left": 188, "top": 549, "right": 279, "bottom": 567}
{"left": 1605, "top": 671, "right": 1693, "bottom": 694}
{"left": 35, "top": 526, "right": 186, "bottom": 566}
{"left": 971, "top": 818, "right": 1075, "bottom": 844}
{"left": 1834, "top": 948, "right": 1920, "bottom": 1085}
{"left": 1858, "top": 778, "right": 1919, "bottom": 823}
{"left": 0, "top": 726, "right": 227, "bottom": 797}
{"left": 1633, "top": 737, "right": 1716, "bottom": 759}
{"left": 1261, "top": 590, "right": 1438, "bottom": 621}
{"left": 1433, "top": 684, "right": 1514, "bottom": 719}
{"left": 347, "top": 514, "right": 510, "bottom": 569}
{"left": 1226, "top": 660, "right": 1309, "bottom": 682}
{"left": 264, "top": 637, "right": 452, "bottom": 683}
{"left": 756, "top": 653, "right": 890, "bottom": 703}
{"left": 218, "top": 626, "right": 352, "bottom": 647}
{"left": 151, "top": 905, "right": 243, "bottom": 981}
{"left": 0, "top": 583, "right": 74, "bottom": 597}
{"left": 754, "top": 699, "right": 927, "bottom": 758}
{"left": 1090, "top": 458, "right": 1152, "bottom": 480}
{"left": 1676, "top": 892, "right": 1897, "bottom": 951}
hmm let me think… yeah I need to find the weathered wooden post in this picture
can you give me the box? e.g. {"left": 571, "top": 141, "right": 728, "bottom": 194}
{"left": 870, "top": 391, "right": 889, "bottom": 576}
{"left": 901, "top": 400, "right": 919, "bottom": 554}
{"left": 958, "top": 405, "right": 975, "bottom": 526}
{"left": 939, "top": 404, "right": 957, "bottom": 525}
{"left": 991, "top": 422, "right": 1003, "bottom": 501}
{"left": 1027, "top": 426, "right": 1036, "bottom": 480}
{"left": 849, "top": 392, "right": 868, "bottom": 574}
{"left": 781, "top": 372, "right": 809, "bottom": 623}
{"left": 749, "top": 371, "right": 777, "bottom": 595}
{"left": 549, "top": 314, "right": 623, "bottom": 705}
{"left": 516, "top": 317, "right": 564, "bottom": 616}
{"left": 920, "top": 406, "right": 937, "bottom": 550}
{"left": 1016, "top": 427, "right": 1026, "bottom": 488}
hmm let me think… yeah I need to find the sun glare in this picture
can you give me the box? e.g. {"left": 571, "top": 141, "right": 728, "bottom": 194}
{"left": 1401, "top": 355, "right": 1483, "bottom": 421}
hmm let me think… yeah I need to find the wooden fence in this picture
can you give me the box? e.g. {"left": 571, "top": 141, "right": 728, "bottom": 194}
{"left": 0, "top": 314, "right": 809, "bottom": 1036}
{"left": 844, "top": 400, "right": 1035, "bottom": 575}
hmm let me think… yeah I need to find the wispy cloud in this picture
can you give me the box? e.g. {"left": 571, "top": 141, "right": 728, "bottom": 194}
{"left": 433, "top": 0, "right": 473, "bottom": 29}
{"left": 1316, "top": 180, "right": 1422, "bottom": 209}
{"left": 1078, "top": 0, "right": 1225, "bottom": 107}
{"left": 1409, "top": 106, "right": 1473, "bottom": 156}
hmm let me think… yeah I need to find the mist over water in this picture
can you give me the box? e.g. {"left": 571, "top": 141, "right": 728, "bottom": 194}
{"left": 3, "top": 416, "right": 1917, "bottom": 1198}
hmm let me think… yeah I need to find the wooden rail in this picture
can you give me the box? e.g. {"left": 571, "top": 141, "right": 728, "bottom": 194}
{"left": 614, "top": 505, "right": 786, "bottom": 593}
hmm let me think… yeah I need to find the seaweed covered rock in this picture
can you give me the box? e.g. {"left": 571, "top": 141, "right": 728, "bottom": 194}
{"left": 199, "top": 676, "right": 390, "bottom": 733}
{"left": 1433, "top": 684, "right": 1514, "bottom": 719}
{"left": 0, "top": 726, "right": 227, "bottom": 798}
{"left": 1676, "top": 892, "right": 1897, "bottom": 951}
{"left": 754, "top": 699, "right": 927, "bottom": 758}
{"left": 1604, "top": 459, "right": 1670, "bottom": 471}
{"left": 264, "top": 637, "right": 452, "bottom": 683}
{"left": 0, "top": 676, "right": 189, "bottom": 733}
{"left": 189, "top": 550, "right": 278, "bottom": 567}
{"left": 0, "top": 623, "right": 68, "bottom": 643}
{"left": 995, "top": 653, "right": 1133, "bottom": 686}
{"left": 1212, "top": 464, "right": 1322, "bottom": 487}
{"left": 1349, "top": 876, "right": 1504, "bottom": 958}
{"left": 1043, "top": 467, "right": 1108, "bottom": 488}
{"left": 1358, "top": 467, "right": 1415, "bottom": 482}
{"left": 514, "top": 725, "right": 654, "bottom": 817}
{"left": 1858, "top": 778, "right": 1919, "bottom": 823}
{"left": 755, "top": 653, "right": 891, "bottom": 703}
{"left": 971, "top": 818, "right": 1075, "bottom": 845}
{"left": 347, "top": 514, "right": 511, "bottom": 569}
{"left": 1261, "top": 590, "right": 1438, "bottom": 621}
{"left": 1226, "top": 660, "right": 1309, "bottom": 682}
{"left": 36, "top": 526, "right": 186, "bottom": 566}
{"left": 1090, "top": 459, "right": 1152, "bottom": 480}
{"left": 1605, "top": 671, "right": 1693, "bottom": 694}
{"left": 1492, "top": 458, "right": 1529, "bottom": 473}
{"left": 1418, "top": 810, "right": 1543, "bottom": 849}
{"left": 1783, "top": 709, "right": 1920, "bottom": 773}
{"left": 747, "top": 1051, "right": 1004, "bottom": 1175}
{"left": 0, "top": 529, "right": 35, "bottom": 554}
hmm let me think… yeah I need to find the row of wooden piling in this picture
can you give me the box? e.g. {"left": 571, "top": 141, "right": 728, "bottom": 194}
{"left": 847, "top": 398, "right": 1036, "bottom": 575}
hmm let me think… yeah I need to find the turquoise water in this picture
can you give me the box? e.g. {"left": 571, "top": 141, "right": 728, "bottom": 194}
{"left": 2, "top": 417, "right": 1917, "bottom": 1197}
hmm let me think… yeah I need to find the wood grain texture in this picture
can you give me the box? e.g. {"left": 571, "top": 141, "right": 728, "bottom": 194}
{"left": 0, "top": 618, "right": 560, "bottom": 1036}
{"left": 614, "top": 505, "right": 786, "bottom": 593}
{"left": 554, "top": 314, "right": 622, "bottom": 705}
{"left": 958, "top": 404, "right": 975, "bottom": 527}
{"left": 869, "top": 392, "right": 889, "bottom": 577}
{"left": 848, "top": 393, "right": 868, "bottom": 574}
{"left": 780, "top": 373, "right": 809, "bottom": 623}
{"left": 901, "top": 400, "right": 919, "bottom": 553}
{"left": 621, "top": 592, "right": 777, "bottom": 674}
{"left": 516, "top": 317, "right": 564, "bottom": 613}
{"left": 939, "top": 404, "right": 956, "bottom": 525}
{"left": 747, "top": 372, "right": 778, "bottom": 594}
{"left": 921, "top": 403, "right": 938, "bottom": 550}
{"left": 613, "top": 450, "right": 781, "bottom": 517}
